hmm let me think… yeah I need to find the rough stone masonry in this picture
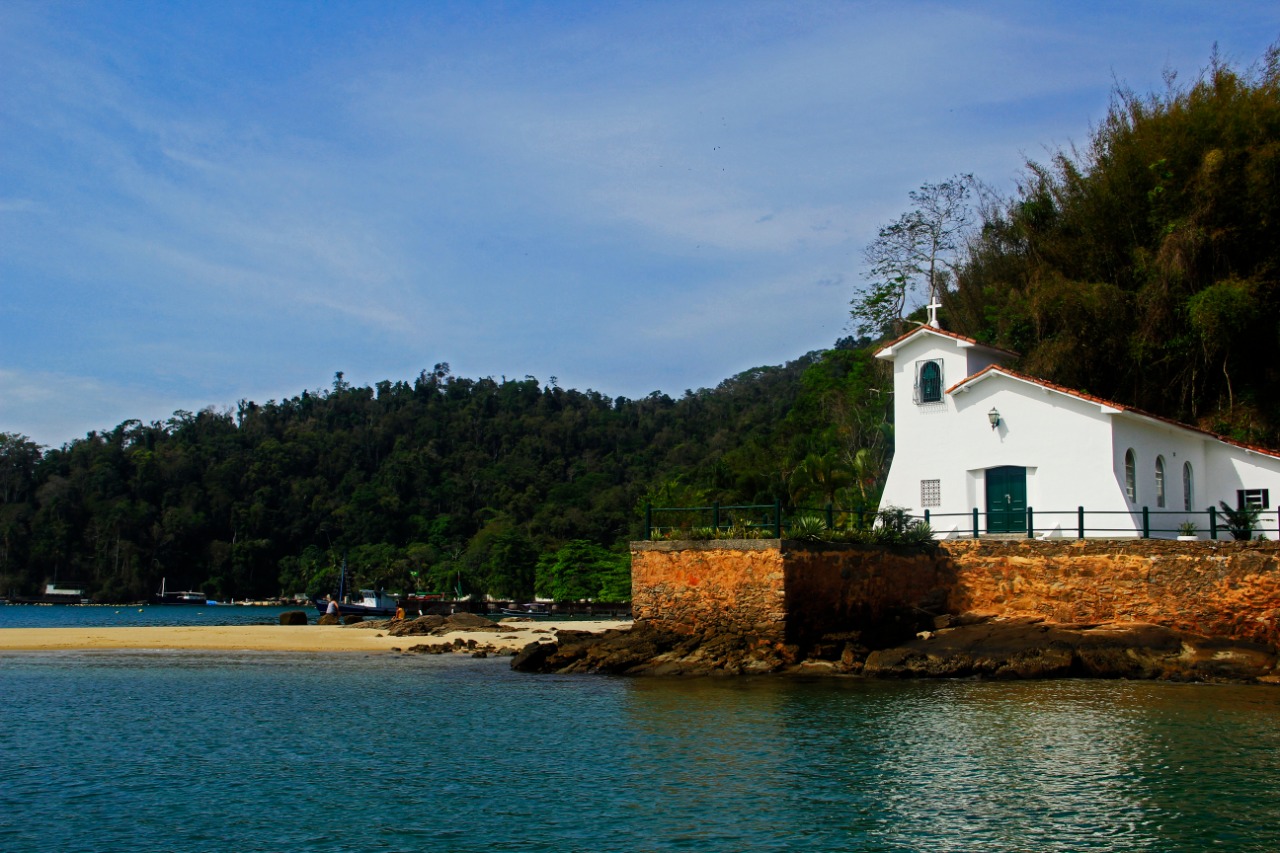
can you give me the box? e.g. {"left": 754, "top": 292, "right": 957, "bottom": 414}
{"left": 631, "top": 538, "right": 1280, "bottom": 649}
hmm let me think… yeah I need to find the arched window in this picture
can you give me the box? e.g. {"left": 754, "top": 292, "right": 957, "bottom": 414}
{"left": 1183, "top": 462, "right": 1194, "bottom": 511}
{"left": 919, "top": 361, "right": 942, "bottom": 404}
{"left": 1124, "top": 449, "right": 1137, "bottom": 503}
{"left": 1155, "top": 456, "right": 1166, "bottom": 508}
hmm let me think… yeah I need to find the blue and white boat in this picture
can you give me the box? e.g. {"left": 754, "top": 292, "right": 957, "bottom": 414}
{"left": 314, "top": 589, "right": 399, "bottom": 618}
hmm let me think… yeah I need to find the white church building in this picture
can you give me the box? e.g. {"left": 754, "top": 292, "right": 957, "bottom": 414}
{"left": 874, "top": 311, "right": 1280, "bottom": 539}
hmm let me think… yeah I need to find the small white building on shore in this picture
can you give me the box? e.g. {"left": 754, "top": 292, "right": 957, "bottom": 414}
{"left": 874, "top": 313, "right": 1280, "bottom": 538}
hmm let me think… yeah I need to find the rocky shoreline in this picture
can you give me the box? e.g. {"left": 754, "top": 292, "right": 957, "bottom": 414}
{"left": 509, "top": 613, "right": 1280, "bottom": 683}
{"left": 325, "top": 610, "right": 1280, "bottom": 682}
{"left": 340, "top": 612, "right": 562, "bottom": 657}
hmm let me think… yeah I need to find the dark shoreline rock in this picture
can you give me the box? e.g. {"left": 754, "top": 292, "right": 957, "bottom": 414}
{"left": 511, "top": 621, "right": 800, "bottom": 675}
{"left": 348, "top": 612, "right": 509, "bottom": 636}
{"left": 365, "top": 613, "right": 528, "bottom": 658}
{"left": 863, "top": 617, "right": 1277, "bottom": 681}
{"left": 510, "top": 614, "right": 1280, "bottom": 683}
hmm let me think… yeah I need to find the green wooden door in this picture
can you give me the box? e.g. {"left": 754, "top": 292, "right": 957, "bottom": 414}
{"left": 986, "top": 466, "right": 1027, "bottom": 533}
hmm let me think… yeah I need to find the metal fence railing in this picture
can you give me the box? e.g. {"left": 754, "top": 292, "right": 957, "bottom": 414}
{"left": 644, "top": 502, "right": 1278, "bottom": 541}
{"left": 921, "top": 505, "right": 1278, "bottom": 540}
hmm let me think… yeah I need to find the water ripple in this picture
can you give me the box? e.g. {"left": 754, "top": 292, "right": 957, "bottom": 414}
{"left": 1, "top": 656, "right": 1278, "bottom": 852}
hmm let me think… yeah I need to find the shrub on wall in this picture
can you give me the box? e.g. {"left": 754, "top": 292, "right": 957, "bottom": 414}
{"left": 662, "top": 506, "right": 934, "bottom": 548}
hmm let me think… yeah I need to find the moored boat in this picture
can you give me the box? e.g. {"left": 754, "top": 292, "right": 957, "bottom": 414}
{"left": 313, "top": 588, "right": 400, "bottom": 619}
{"left": 500, "top": 602, "right": 553, "bottom": 617}
{"left": 155, "top": 578, "right": 211, "bottom": 605}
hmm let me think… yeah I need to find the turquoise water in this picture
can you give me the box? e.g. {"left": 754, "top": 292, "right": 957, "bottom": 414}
{"left": 0, "top": 603, "right": 610, "bottom": 629}
{"left": 0, "top": 603, "right": 301, "bottom": 628}
{"left": 2, "top": 648, "right": 1278, "bottom": 852}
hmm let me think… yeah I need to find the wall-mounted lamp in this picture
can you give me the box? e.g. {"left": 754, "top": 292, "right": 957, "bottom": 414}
{"left": 987, "top": 407, "right": 1001, "bottom": 430}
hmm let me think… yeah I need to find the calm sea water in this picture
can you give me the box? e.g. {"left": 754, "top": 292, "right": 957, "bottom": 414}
{"left": 0, "top": 602, "right": 301, "bottom": 629}
{"left": 0, "top": 603, "right": 605, "bottom": 629}
{"left": 2, "top": 614, "right": 1279, "bottom": 852}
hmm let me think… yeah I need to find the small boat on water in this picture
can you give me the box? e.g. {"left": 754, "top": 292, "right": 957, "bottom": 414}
{"left": 500, "top": 602, "right": 553, "bottom": 617}
{"left": 314, "top": 589, "right": 400, "bottom": 619}
{"left": 155, "top": 578, "right": 212, "bottom": 606}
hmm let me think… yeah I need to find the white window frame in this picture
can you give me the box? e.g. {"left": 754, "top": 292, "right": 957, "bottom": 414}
{"left": 1124, "top": 449, "right": 1137, "bottom": 503}
{"left": 1239, "top": 488, "right": 1270, "bottom": 509}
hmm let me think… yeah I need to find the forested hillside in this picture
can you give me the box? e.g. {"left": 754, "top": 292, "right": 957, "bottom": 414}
{"left": 944, "top": 46, "right": 1280, "bottom": 444}
{"left": 0, "top": 349, "right": 891, "bottom": 603}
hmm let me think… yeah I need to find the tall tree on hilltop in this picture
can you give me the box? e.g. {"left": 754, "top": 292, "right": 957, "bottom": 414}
{"left": 948, "top": 42, "right": 1280, "bottom": 443}
{"left": 852, "top": 175, "right": 976, "bottom": 338}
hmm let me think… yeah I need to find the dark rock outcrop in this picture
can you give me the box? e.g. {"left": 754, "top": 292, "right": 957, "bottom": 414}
{"left": 399, "top": 638, "right": 518, "bottom": 657}
{"left": 339, "top": 613, "right": 528, "bottom": 658}
{"left": 863, "top": 617, "right": 1277, "bottom": 681}
{"left": 511, "top": 622, "right": 798, "bottom": 675}
{"left": 510, "top": 615, "right": 1280, "bottom": 682}
{"left": 348, "top": 613, "right": 507, "bottom": 636}
{"left": 279, "top": 610, "right": 308, "bottom": 626}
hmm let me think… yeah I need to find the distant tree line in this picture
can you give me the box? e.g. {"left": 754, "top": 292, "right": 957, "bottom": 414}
{"left": 0, "top": 349, "right": 892, "bottom": 603}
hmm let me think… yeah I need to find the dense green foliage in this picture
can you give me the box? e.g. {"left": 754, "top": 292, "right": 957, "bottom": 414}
{"left": 661, "top": 506, "right": 935, "bottom": 548}
{"left": 0, "top": 352, "right": 892, "bottom": 603}
{"left": 944, "top": 46, "right": 1280, "bottom": 444}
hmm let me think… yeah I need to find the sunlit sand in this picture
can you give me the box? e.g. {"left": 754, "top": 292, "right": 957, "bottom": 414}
{"left": 0, "top": 620, "right": 631, "bottom": 653}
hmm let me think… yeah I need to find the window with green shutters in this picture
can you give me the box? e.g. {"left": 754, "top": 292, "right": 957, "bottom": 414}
{"left": 916, "top": 360, "right": 942, "bottom": 404}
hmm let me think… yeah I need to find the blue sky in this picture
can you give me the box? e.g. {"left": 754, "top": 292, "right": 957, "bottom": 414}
{"left": 2, "top": 1, "right": 1277, "bottom": 448}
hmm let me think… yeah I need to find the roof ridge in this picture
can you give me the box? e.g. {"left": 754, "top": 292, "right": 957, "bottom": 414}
{"left": 951, "top": 365, "right": 1280, "bottom": 460}
{"left": 873, "top": 324, "right": 1020, "bottom": 358}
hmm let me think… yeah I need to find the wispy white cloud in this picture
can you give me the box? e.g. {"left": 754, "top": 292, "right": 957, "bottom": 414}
{"left": 0, "top": 368, "right": 203, "bottom": 447}
{"left": 2, "top": 0, "right": 1278, "bottom": 445}
{"left": 0, "top": 197, "right": 42, "bottom": 214}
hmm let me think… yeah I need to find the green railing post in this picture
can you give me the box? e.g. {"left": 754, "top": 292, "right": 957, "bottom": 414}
{"left": 1209, "top": 506, "right": 1218, "bottom": 540}
{"left": 712, "top": 501, "right": 720, "bottom": 533}
{"left": 825, "top": 502, "right": 834, "bottom": 529}
{"left": 972, "top": 507, "right": 979, "bottom": 539}
{"left": 1142, "top": 506, "right": 1150, "bottom": 538}
{"left": 774, "top": 500, "right": 782, "bottom": 538}
{"left": 1026, "top": 506, "right": 1034, "bottom": 539}
{"left": 645, "top": 503, "right": 652, "bottom": 540}
{"left": 1077, "top": 506, "right": 1085, "bottom": 539}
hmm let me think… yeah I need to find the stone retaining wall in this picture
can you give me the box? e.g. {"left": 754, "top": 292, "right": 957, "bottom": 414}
{"left": 631, "top": 539, "right": 1280, "bottom": 649}
{"left": 630, "top": 541, "right": 788, "bottom": 643}
{"left": 942, "top": 539, "right": 1280, "bottom": 647}
{"left": 631, "top": 540, "right": 949, "bottom": 649}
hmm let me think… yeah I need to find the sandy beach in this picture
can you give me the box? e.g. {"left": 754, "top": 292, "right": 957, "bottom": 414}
{"left": 0, "top": 619, "right": 632, "bottom": 654}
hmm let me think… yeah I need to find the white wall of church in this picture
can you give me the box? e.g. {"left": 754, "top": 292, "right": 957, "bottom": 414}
{"left": 1110, "top": 417, "right": 1210, "bottom": 534}
{"left": 881, "top": 332, "right": 1123, "bottom": 536}
{"left": 1110, "top": 418, "right": 1280, "bottom": 536}
{"left": 1202, "top": 442, "right": 1280, "bottom": 518}
{"left": 877, "top": 327, "right": 1280, "bottom": 539}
